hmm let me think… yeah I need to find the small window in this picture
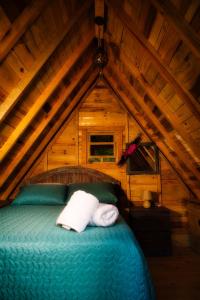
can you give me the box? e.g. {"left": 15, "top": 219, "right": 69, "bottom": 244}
{"left": 88, "top": 133, "right": 115, "bottom": 163}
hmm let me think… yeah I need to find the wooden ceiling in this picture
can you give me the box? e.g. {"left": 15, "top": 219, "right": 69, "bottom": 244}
{"left": 0, "top": 0, "right": 200, "bottom": 201}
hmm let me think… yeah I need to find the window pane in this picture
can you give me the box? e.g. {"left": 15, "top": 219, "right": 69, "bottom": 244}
{"left": 90, "top": 135, "right": 113, "bottom": 142}
{"left": 90, "top": 144, "right": 114, "bottom": 156}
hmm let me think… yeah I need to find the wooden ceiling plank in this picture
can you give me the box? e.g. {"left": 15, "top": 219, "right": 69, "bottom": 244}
{"left": 120, "top": 51, "right": 200, "bottom": 159}
{"left": 105, "top": 62, "right": 200, "bottom": 181}
{"left": 0, "top": 31, "right": 93, "bottom": 162}
{"left": 104, "top": 70, "right": 200, "bottom": 199}
{"left": 151, "top": 0, "right": 200, "bottom": 60}
{"left": 106, "top": 0, "right": 200, "bottom": 119}
{"left": 0, "top": 0, "right": 49, "bottom": 62}
{"left": 0, "top": 0, "right": 93, "bottom": 124}
{"left": 1, "top": 71, "right": 98, "bottom": 200}
{"left": 0, "top": 57, "right": 95, "bottom": 188}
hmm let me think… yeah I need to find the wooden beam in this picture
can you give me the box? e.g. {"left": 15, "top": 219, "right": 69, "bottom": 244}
{"left": 106, "top": 0, "right": 200, "bottom": 119}
{"left": 0, "top": 31, "right": 93, "bottom": 162}
{"left": 105, "top": 63, "right": 200, "bottom": 182}
{"left": 1, "top": 71, "right": 98, "bottom": 200}
{"left": 0, "top": 6, "right": 11, "bottom": 41}
{"left": 95, "top": 0, "right": 104, "bottom": 39}
{"left": 120, "top": 51, "right": 200, "bottom": 159}
{"left": 0, "top": 56, "right": 95, "bottom": 188}
{"left": 0, "top": 0, "right": 49, "bottom": 62}
{"left": 151, "top": 0, "right": 200, "bottom": 60}
{"left": 0, "top": 0, "right": 93, "bottom": 124}
{"left": 104, "top": 70, "right": 200, "bottom": 199}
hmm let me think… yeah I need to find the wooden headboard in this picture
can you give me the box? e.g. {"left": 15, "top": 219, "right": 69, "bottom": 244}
{"left": 25, "top": 166, "right": 120, "bottom": 185}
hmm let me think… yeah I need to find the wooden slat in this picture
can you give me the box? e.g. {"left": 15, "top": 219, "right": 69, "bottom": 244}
{"left": 0, "top": 31, "right": 93, "bottom": 162}
{"left": 120, "top": 51, "right": 200, "bottom": 159}
{"left": 151, "top": 0, "right": 200, "bottom": 60}
{"left": 0, "top": 6, "right": 11, "bottom": 41}
{"left": 106, "top": 0, "right": 200, "bottom": 119}
{"left": 0, "top": 0, "right": 49, "bottom": 62}
{"left": 0, "top": 58, "right": 96, "bottom": 188}
{"left": 0, "top": 71, "right": 98, "bottom": 200}
{"left": 0, "top": 0, "right": 93, "bottom": 124}
{"left": 104, "top": 69, "right": 200, "bottom": 199}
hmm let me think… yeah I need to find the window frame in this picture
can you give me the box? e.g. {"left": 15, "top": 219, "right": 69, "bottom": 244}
{"left": 87, "top": 132, "right": 116, "bottom": 163}
{"left": 126, "top": 142, "right": 160, "bottom": 175}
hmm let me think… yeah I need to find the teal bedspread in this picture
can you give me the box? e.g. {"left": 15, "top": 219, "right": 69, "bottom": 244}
{"left": 0, "top": 205, "right": 155, "bottom": 300}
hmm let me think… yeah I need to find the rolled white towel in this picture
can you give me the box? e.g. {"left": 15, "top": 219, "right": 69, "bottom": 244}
{"left": 90, "top": 203, "right": 119, "bottom": 227}
{"left": 56, "top": 190, "right": 99, "bottom": 233}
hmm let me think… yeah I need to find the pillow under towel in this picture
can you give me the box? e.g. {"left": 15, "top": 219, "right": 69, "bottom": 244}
{"left": 12, "top": 183, "right": 68, "bottom": 205}
{"left": 66, "top": 182, "right": 119, "bottom": 205}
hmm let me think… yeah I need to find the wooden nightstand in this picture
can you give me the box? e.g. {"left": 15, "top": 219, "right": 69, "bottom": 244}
{"left": 129, "top": 206, "right": 172, "bottom": 256}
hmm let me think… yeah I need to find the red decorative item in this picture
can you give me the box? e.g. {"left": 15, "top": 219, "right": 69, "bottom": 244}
{"left": 117, "top": 133, "right": 142, "bottom": 166}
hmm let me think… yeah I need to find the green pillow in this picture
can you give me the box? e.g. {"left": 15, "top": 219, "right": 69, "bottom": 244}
{"left": 12, "top": 184, "right": 68, "bottom": 205}
{"left": 66, "top": 182, "right": 119, "bottom": 204}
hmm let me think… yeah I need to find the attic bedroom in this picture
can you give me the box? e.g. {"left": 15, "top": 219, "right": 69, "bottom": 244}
{"left": 0, "top": 0, "right": 200, "bottom": 299}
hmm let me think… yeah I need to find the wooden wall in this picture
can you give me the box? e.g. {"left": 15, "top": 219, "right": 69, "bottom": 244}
{"left": 27, "top": 81, "right": 191, "bottom": 242}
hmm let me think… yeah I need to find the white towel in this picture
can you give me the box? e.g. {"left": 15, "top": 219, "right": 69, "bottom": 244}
{"left": 90, "top": 203, "right": 119, "bottom": 227}
{"left": 56, "top": 190, "right": 99, "bottom": 233}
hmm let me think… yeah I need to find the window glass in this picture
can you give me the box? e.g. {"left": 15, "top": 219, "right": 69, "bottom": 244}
{"left": 90, "top": 135, "right": 113, "bottom": 142}
{"left": 90, "top": 144, "right": 114, "bottom": 156}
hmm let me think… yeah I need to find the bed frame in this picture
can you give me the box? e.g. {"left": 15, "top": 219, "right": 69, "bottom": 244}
{"left": 24, "top": 166, "right": 128, "bottom": 211}
{"left": 25, "top": 166, "right": 120, "bottom": 185}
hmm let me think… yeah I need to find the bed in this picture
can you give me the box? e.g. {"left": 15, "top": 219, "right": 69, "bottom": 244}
{"left": 0, "top": 166, "right": 155, "bottom": 300}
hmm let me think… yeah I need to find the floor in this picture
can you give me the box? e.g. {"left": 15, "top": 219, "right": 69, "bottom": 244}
{"left": 147, "top": 247, "right": 200, "bottom": 300}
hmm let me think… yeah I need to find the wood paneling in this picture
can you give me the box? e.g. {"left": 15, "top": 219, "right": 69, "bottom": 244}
{"left": 0, "top": 0, "right": 199, "bottom": 243}
{"left": 25, "top": 81, "right": 191, "bottom": 232}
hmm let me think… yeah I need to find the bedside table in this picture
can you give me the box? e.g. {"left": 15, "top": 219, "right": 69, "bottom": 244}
{"left": 129, "top": 206, "right": 172, "bottom": 256}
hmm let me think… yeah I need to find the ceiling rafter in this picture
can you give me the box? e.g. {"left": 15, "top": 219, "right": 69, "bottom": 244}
{"left": 1, "top": 70, "right": 98, "bottom": 200}
{"left": 95, "top": 0, "right": 104, "bottom": 39}
{"left": 104, "top": 70, "right": 200, "bottom": 199}
{"left": 0, "top": 0, "right": 49, "bottom": 62}
{"left": 117, "top": 50, "right": 200, "bottom": 160}
{"left": 106, "top": 0, "right": 200, "bottom": 120}
{"left": 105, "top": 62, "right": 200, "bottom": 182}
{"left": 0, "top": 31, "right": 94, "bottom": 163}
{"left": 0, "top": 0, "right": 93, "bottom": 125}
{"left": 151, "top": 0, "right": 200, "bottom": 60}
{"left": 0, "top": 54, "right": 95, "bottom": 189}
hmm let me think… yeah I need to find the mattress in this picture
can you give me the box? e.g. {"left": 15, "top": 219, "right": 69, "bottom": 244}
{"left": 0, "top": 205, "right": 155, "bottom": 300}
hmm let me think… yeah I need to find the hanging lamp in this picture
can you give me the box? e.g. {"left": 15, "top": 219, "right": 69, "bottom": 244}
{"left": 94, "top": 16, "right": 108, "bottom": 78}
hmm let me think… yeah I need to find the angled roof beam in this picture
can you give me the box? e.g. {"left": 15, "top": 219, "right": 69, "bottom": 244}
{"left": 0, "top": 30, "right": 94, "bottom": 163}
{"left": 107, "top": 62, "right": 200, "bottom": 180}
{"left": 105, "top": 62, "right": 200, "bottom": 182}
{"left": 0, "top": 0, "right": 93, "bottom": 124}
{"left": 151, "top": 0, "right": 200, "bottom": 60}
{"left": 119, "top": 51, "right": 200, "bottom": 159}
{"left": 104, "top": 70, "right": 200, "bottom": 199}
{"left": 106, "top": 0, "right": 200, "bottom": 119}
{"left": 0, "top": 55, "right": 95, "bottom": 188}
{"left": 1, "top": 71, "right": 98, "bottom": 201}
{"left": 0, "top": 6, "right": 11, "bottom": 40}
{"left": 0, "top": 0, "right": 49, "bottom": 62}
